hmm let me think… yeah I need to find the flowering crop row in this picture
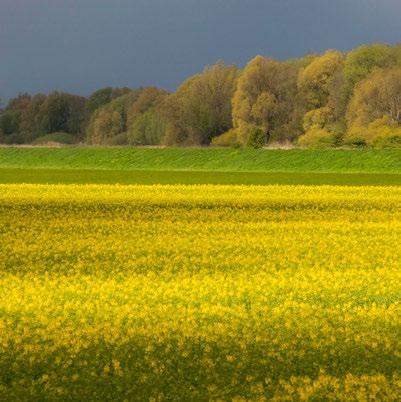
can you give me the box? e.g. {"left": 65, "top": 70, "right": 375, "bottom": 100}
{"left": 1, "top": 184, "right": 401, "bottom": 400}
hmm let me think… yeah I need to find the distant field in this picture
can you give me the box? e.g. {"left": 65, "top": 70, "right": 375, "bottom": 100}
{"left": 1, "top": 147, "right": 401, "bottom": 186}
{"left": 2, "top": 168, "right": 401, "bottom": 186}
{"left": 1, "top": 147, "right": 401, "bottom": 173}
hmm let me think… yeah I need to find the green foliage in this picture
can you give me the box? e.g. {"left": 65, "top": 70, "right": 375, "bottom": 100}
{"left": 87, "top": 87, "right": 113, "bottom": 113}
{"left": 342, "top": 126, "right": 369, "bottom": 147}
{"left": 87, "top": 88, "right": 167, "bottom": 146}
{"left": 86, "top": 94, "right": 132, "bottom": 145}
{"left": 0, "top": 110, "right": 21, "bottom": 136}
{"left": 372, "top": 130, "right": 401, "bottom": 149}
{"left": 247, "top": 127, "right": 266, "bottom": 148}
{"left": 38, "top": 92, "right": 87, "bottom": 136}
{"left": 128, "top": 110, "right": 165, "bottom": 145}
{"left": 87, "top": 87, "right": 131, "bottom": 114}
{"left": 343, "top": 44, "right": 394, "bottom": 98}
{"left": 0, "top": 94, "right": 32, "bottom": 141}
{"left": 18, "top": 94, "right": 47, "bottom": 143}
{"left": 0, "top": 92, "right": 86, "bottom": 144}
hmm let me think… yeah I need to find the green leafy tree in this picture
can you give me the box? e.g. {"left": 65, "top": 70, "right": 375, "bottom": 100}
{"left": 18, "top": 94, "right": 47, "bottom": 143}
{"left": 0, "top": 93, "right": 32, "bottom": 143}
{"left": 247, "top": 127, "right": 266, "bottom": 148}
{"left": 128, "top": 110, "right": 165, "bottom": 145}
{"left": 343, "top": 44, "right": 395, "bottom": 99}
{"left": 0, "top": 110, "right": 21, "bottom": 136}
{"left": 86, "top": 88, "right": 167, "bottom": 145}
{"left": 87, "top": 87, "right": 131, "bottom": 114}
{"left": 126, "top": 88, "right": 168, "bottom": 146}
{"left": 37, "top": 92, "right": 87, "bottom": 136}
{"left": 86, "top": 94, "right": 132, "bottom": 145}
{"left": 126, "top": 87, "right": 167, "bottom": 128}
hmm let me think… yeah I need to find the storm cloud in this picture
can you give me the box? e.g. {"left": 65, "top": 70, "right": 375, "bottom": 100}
{"left": 1, "top": 0, "right": 401, "bottom": 100}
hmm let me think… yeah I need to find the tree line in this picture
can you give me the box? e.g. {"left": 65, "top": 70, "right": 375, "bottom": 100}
{"left": 2, "top": 43, "right": 401, "bottom": 148}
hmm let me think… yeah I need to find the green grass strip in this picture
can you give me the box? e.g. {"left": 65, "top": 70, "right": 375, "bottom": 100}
{"left": 2, "top": 168, "right": 401, "bottom": 186}
{"left": 1, "top": 148, "right": 401, "bottom": 173}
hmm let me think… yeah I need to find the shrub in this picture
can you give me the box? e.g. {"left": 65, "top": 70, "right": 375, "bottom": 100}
{"left": 344, "top": 116, "right": 401, "bottom": 148}
{"left": 247, "top": 127, "right": 266, "bottom": 149}
{"left": 106, "top": 132, "right": 128, "bottom": 146}
{"left": 372, "top": 128, "right": 401, "bottom": 148}
{"left": 342, "top": 126, "right": 369, "bottom": 147}
{"left": 297, "top": 128, "right": 337, "bottom": 148}
{"left": 211, "top": 129, "right": 241, "bottom": 147}
{"left": 4, "top": 132, "right": 25, "bottom": 145}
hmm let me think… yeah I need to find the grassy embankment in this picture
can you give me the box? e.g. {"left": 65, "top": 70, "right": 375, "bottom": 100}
{"left": 1, "top": 147, "right": 401, "bottom": 185}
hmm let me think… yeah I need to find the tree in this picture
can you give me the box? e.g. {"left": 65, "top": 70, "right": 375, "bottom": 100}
{"left": 0, "top": 110, "right": 21, "bottom": 136}
{"left": 163, "top": 60, "right": 238, "bottom": 145}
{"left": 345, "top": 67, "right": 401, "bottom": 148}
{"left": 347, "top": 67, "right": 401, "bottom": 127}
{"left": 298, "top": 50, "right": 344, "bottom": 110}
{"left": 303, "top": 107, "right": 334, "bottom": 132}
{"left": 128, "top": 109, "right": 165, "bottom": 145}
{"left": 86, "top": 93, "right": 133, "bottom": 145}
{"left": 4, "top": 42, "right": 401, "bottom": 148}
{"left": 86, "top": 88, "right": 167, "bottom": 145}
{"left": 17, "top": 94, "right": 46, "bottom": 143}
{"left": 343, "top": 44, "right": 394, "bottom": 99}
{"left": 87, "top": 87, "right": 131, "bottom": 114}
{"left": 37, "top": 92, "right": 87, "bottom": 137}
{"left": 232, "top": 55, "right": 301, "bottom": 144}
{"left": 126, "top": 87, "right": 167, "bottom": 128}
{"left": 296, "top": 51, "right": 346, "bottom": 142}
{"left": 0, "top": 93, "right": 32, "bottom": 143}
{"left": 126, "top": 88, "right": 167, "bottom": 145}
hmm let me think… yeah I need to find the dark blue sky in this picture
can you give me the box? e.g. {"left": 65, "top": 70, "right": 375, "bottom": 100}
{"left": 1, "top": 0, "right": 401, "bottom": 101}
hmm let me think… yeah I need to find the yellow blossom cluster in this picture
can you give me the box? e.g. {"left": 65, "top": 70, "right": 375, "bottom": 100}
{"left": 1, "top": 184, "right": 401, "bottom": 400}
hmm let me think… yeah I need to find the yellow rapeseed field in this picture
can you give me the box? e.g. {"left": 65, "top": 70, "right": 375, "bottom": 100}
{"left": 1, "top": 184, "right": 401, "bottom": 400}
